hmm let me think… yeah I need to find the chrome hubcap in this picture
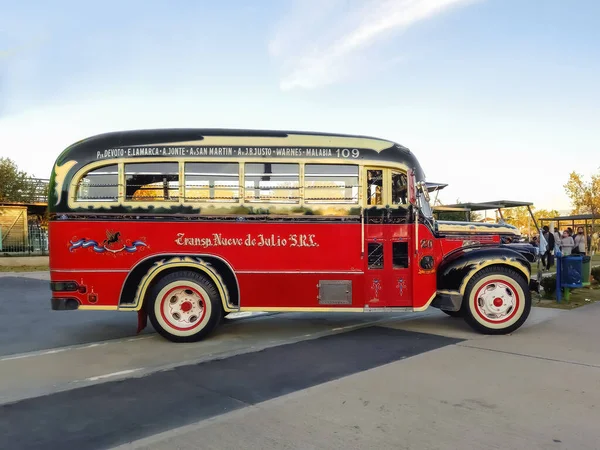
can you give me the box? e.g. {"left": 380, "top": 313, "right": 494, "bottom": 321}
{"left": 164, "top": 288, "right": 204, "bottom": 327}
{"left": 476, "top": 282, "right": 516, "bottom": 321}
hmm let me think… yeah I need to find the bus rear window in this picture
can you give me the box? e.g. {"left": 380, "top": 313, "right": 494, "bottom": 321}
{"left": 125, "top": 163, "right": 179, "bottom": 201}
{"left": 75, "top": 165, "right": 119, "bottom": 202}
{"left": 185, "top": 163, "right": 239, "bottom": 202}
{"left": 244, "top": 163, "right": 299, "bottom": 203}
{"left": 304, "top": 164, "right": 358, "bottom": 204}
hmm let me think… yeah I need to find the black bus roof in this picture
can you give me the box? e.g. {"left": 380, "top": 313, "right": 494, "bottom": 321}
{"left": 49, "top": 128, "right": 427, "bottom": 214}
{"left": 54, "top": 128, "right": 422, "bottom": 172}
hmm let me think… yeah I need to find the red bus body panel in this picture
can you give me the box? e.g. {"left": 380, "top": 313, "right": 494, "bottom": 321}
{"left": 49, "top": 220, "right": 441, "bottom": 310}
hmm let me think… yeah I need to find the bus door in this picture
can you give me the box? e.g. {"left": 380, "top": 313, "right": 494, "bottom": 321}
{"left": 364, "top": 168, "right": 413, "bottom": 308}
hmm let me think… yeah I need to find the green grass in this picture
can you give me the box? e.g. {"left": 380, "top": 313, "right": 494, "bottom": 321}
{"left": 534, "top": 283, "right": 600, "bottom": 310}
{"left": 0, "top": 265, "right": 49, "bottom": 272}
{"left": 536, "top": 254, "right": 600, "bottom": 275}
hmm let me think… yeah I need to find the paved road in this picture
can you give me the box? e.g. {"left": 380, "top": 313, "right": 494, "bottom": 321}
{"left": 0, "top": 273, "right": 438, "bottom": 404}
{"left": 4, "top": 272, "right": 597, "bottom": 450}
{"left": 0, "top": 275, "right": 152, "bottom": 357}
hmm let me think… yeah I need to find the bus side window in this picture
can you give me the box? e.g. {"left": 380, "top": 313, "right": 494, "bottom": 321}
{"left": 366, "top": 170, "right": 383, "bottom": 206}
{"left": 125, "top": 163, "right": 179, "bottom": 201}
{"left": 244, "top": 163, "right": 300, "bottom": 203}
{"left": 185, "top": 162, "right": 239, "bottom": 202}
{"left": 304, "top": 164, "right": 359, "bottom": 204}
{"left": 391, "top": 171, "right": 408, "bottom": 205}
{"left": 368, "top": 242, "right": 384, "bottom": 269}
{"left": 75, "top": 165, "right": 118, "bottom": 201}
{"left": 392, "top": 241, "right": 409, "bottom": 268}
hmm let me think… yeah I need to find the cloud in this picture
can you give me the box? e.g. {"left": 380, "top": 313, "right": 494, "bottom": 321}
{"left": 269, "top": 0, "right": 480, "bottom": 90}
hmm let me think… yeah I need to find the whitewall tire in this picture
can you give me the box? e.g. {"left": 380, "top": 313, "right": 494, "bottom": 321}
{"left": 147, "top": 270, "right": 223, "bottom": 342}
{"left": 462, "top": 267, "right": 531, "bottom": 335}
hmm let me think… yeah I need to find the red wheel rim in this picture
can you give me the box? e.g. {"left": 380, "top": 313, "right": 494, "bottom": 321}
{"left": 473, "top": 279, "right": 520, "bottom": 324}
{"left": 159, "top": 285, "right": 207, "bottom": 332}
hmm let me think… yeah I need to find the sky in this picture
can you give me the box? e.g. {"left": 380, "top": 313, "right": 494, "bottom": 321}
{"left": 1, "top": 0, "right": 599, "bottom": 213}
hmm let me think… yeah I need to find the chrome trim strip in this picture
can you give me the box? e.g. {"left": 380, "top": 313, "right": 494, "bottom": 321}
{"left": 235, "top": 271, "right": 364, "bottom": 274}
{"left": 51, "top": 269, "right": 131, "bottom": 273}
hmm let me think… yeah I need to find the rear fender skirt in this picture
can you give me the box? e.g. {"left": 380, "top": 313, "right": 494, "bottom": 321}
{"left": 437, "top": 247, "right": 531, "bottom": 296}
{"left": 120, "top": 256, "right": 233, "bottom": 312}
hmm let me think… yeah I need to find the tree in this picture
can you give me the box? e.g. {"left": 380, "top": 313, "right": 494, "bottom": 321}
{"left": 435, "top": 198, "right": 482, "bottom": 222}
{"left": 564, "top": 171, "right": 600, "bottom": 230}
{"left": 534, "top": 208, "right": 560, "bottom": 226}
{"left": 0, "top": 158, "right": 41, "bottom": 203}
{"left": 504, "top": 206, "right": 560, "bottom": 234}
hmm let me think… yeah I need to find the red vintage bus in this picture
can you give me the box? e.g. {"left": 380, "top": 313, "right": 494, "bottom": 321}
{"left": 48, "top": 129, "right": 538, "bottom": 342}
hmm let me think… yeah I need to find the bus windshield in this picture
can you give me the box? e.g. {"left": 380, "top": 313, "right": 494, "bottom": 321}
{"left": 420, "top": 192, "right": 434, "bottom": 218}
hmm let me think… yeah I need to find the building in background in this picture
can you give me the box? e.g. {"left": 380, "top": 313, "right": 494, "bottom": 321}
{"left": 0, "top": 178, "right": 49, "bottom": 255}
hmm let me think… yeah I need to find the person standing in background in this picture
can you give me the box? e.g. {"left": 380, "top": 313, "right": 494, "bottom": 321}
{"left": 591, "top": 232, "right": 599, "bottom": 256}
{"left": 553, "top": 227, "right": 561, "bottom": 252}
{"left": 573, "top": 227, "right": 586, "bottom": 255}
{"left": 538, "top": 228, "right": 548, "bottom": 265}
{"left": 542, "top": 226, "right": 555, "bottom": 269}
{"left": 560, "top": 230, "right": 575, "bottom": 256}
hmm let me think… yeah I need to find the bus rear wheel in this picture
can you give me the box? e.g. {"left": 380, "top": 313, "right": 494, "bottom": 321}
{"left": 461, "top": 266, "right": 531, "bottom": 335}
{"left": 147, "top": 270, "right": 223, "bottom": 343}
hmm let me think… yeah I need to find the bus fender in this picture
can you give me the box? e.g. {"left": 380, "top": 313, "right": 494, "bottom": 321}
{"left": 120, "top": 255, "right": 235, "bottom": 313}
{"left": 435, "top": 247, "right": 531, "bottom": 310}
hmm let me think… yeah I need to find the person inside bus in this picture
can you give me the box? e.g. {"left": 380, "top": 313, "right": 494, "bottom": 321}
{"left": 391, "top": 172, "right": 407, "bottom": 205}
{"left": 367, "top": 170, "right": 382, "bottom": 205}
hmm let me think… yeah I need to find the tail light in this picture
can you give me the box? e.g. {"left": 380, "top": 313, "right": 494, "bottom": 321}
{"left": 50, "top": 281, "right": 79, "bottom": 292}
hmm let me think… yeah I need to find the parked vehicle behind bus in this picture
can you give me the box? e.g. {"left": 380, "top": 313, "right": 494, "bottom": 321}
{"left": 48, "top": 129, "right": 537, "bottom": 342}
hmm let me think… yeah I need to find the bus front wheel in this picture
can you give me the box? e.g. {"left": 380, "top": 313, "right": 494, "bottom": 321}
{"left": 461, "top": 266, "right": 531, "bottom": 335}
{"left": 147, "top": 270, "right": 223, "bottom": 343}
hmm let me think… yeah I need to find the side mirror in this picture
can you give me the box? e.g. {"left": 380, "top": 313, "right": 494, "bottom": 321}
{"left": 407, "top": 169, "right": 417, "bottom": 205}
{"left": 418, "top": 181, "right": 430, "bottom": 202}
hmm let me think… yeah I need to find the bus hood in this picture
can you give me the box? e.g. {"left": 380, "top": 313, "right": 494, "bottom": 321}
{"left": 437, "top": 220, "right": 520, "bottom": 236}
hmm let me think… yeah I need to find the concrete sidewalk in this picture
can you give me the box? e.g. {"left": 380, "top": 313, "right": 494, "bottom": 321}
{"left": 0, "top": 271, "right": 49, "bottom": 280}
{"left": 117, "top": 304, "right": 600, "bottom": 450}
{"left": 0, "top": 256, "right": 48, "bottom": 267}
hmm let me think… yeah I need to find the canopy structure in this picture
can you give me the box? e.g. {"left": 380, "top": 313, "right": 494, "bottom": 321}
{"left": 432, "top": 206, "right": 469, "bottom": 212}
{"left": 440, "top": 200, "right": 533, "bottom": 212}
{"left": 539, "top": 213, "right": 598, "bottom": 233}
{"left": 433, "top": 200, "right": 536, "bottom": 226}
{"left": 425, "top": 182, "right": 448, "bottom": 193}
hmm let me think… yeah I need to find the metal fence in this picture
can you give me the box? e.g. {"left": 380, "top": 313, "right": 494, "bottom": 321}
{"left": 0, "top": 222, "right": 48, "bottom": 256}
{"left": 0, "top": 177, "right": 50, "bottom": 256}
{"left": 26, "top": 178, "right": 50, "bottom": 203}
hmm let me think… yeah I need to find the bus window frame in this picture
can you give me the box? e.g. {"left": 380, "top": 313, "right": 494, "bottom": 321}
{"left": 303, "top": 163, "right": 360, "bottom": 205}
{"left": 365, "top": 166, "right": 386, "bottom": 207}
{"left": 70, "top": 161, "right": 125, "bottom": 208}
{"left": 124, "top": 161, "right": 181, "bottom": 203}
{"left": 183, "top": 161, "right": 241, "bottom": 203}
{"left": 74, "top": 163, "right": 120, "bottom": 203}
{"left": 243, "top": 162, "right": 301, "bottom": 204}
{"left": 68, "top": 158, "right": 414, "bottom": 213}
{"left": 390, "top": 169, "right": 409, "bottom": 207}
